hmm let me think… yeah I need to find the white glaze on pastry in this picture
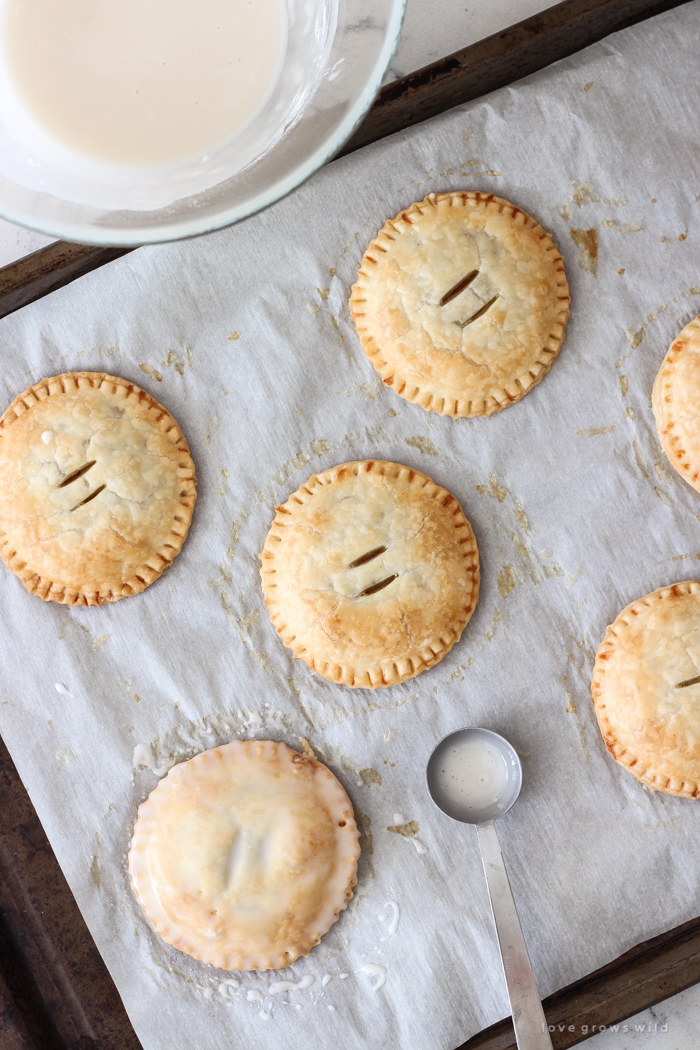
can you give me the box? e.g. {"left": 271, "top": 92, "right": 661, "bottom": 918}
{"left": 129, "top": 739, "right": 361, "bottom": 970}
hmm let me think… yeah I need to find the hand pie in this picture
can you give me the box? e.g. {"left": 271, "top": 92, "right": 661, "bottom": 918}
{"left": 592, "top": 581, "right": 700, "bottom": 797}
{"left": 0, "top": 371, "right": 196, "bottom": 605}
{"left": 129, "top": 740, "right": 361, "bottom": 970}
{"left": 349, "top": 192, "right": 570, "bottom": 417}
{"left": 653, "top": 315, "right": 700, "bottom": 492}
{"left": 260, "top": 459, "right": 480, "bottom": 688}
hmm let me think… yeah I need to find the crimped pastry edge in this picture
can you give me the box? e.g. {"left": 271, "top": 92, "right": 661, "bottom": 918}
{"left": 591, "top": 580, "right": 700, "bottom": 798}
{"left": 128, "top": 739, "right": 361, "bottom": 972}
{"left": 349, "top": 191, "right": 571, "bottom": 418}
{"left": 260, "top": 458, "right": 480, "bottom": 688}
{"left": 652, "top": 315, "right": 700, "bottom": 493}
{"left": 0, "top": 371, "right": 197, "bottom": 606}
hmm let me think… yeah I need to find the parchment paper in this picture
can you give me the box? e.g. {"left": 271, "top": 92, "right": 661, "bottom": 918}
{"left": 1, "top": 5, "right": 700, "bottom": 1048}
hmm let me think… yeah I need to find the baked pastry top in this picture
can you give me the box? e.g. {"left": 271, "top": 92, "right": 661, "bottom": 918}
{"left": 652, "top": 315, "right": 700, "bottom": 492}
{"left": 260, "top": 460, "right": 480, "bottom": 688}
{"left": 350, "top": 192, "right": 570, "bottom": 417}
{"left": 592, "top": 581, "right": 700, "bottom": 798}
{"left": 129, "top": 740, "right": 360, "bottom": 971}
{"left": 0, "top": 372, "right": 196, "bottom": 605}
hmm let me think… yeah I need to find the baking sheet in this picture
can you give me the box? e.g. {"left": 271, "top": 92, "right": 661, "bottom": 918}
{"left": 2, "top": 4, "right": 700, "bottom": 1048}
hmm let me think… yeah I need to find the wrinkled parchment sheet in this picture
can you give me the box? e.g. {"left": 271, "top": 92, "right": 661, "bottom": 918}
{"left": 2, "top": 5, "right": 700, "bottom": 1048}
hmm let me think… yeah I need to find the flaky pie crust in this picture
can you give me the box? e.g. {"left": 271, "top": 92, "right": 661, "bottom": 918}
{"left": 260, "top": 460, "right": 480, "bottom": 688}
{"left": 592, "top": 581, "right": 700, "bottom": 798}
{"left": 349, "top": 192, "right": 570, "bottom": 417}
{"left": 0, "top": 372, "right": 196, "bottom": 605}
{"left": 652, "top": 315, "right": 700, "bottom": 493}
{"left": 128, "top": 740, "right": 360, "bottom": 971}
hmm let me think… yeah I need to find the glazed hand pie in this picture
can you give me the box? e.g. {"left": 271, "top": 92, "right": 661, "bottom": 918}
{"left": 0, "top": 372, "right": 196, "bottom": 605}
{"left": 129, "top": 740, "right": 361, "bottom": 971}
{"left": 260, "top": 459, "right": 480, "bottom": 688}
{"left": 652, "top": 315, "right": 700, "bottom": 493}
{"left": 349, "top": 192, "right": 570, "bottom": 417}
{"left": 592, "top": 582, "right": 700, "bottom": 797}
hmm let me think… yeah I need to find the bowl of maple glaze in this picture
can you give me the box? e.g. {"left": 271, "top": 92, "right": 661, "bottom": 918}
{"left": 0, "top": 0, "right": 404, "bottom": 246}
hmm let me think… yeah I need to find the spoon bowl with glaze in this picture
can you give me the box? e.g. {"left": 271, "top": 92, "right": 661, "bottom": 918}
{"left": 426, "top": 727, "right": 552, "bottom": 1050}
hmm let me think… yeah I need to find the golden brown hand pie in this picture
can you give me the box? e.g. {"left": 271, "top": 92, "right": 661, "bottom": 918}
{"left": 260, "top": 460, "right": 480, "bottom": 688}
{"left": 349, "top": 191, "right": 570, "bottom": 417}
{"left": 652, "top": 315, "right": 700, "bottom": 493}
{"left": 0, "top": 372, "right": 196, "bottom": 605}
{"left": 592, "top": 581, "right": 700, "bottom": 797}
{"left": 129, "top": 740, "right": 360, "bottom": 971}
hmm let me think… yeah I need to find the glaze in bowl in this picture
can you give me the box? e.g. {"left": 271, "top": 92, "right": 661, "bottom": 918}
{"left": 0, "top": 0, "right": 404, "bottom": 245}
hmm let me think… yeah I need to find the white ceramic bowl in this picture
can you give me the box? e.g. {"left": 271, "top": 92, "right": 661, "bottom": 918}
{"left": 0, "top": 0, "right": 405, "bottom": 246}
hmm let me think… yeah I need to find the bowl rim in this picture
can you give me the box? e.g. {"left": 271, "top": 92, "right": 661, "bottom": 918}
{"left": 0, "top": 0, "right": 406, "bottom": 248}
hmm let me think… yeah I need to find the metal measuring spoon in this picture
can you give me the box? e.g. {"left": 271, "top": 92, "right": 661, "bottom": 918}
{"left": 426, "top": 727, "right": 552, "bottom": 1050}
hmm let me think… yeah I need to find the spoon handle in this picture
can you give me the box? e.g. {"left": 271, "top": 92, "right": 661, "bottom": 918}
{"left": 476, "top": 823, "right": 552, "bottom": 1050}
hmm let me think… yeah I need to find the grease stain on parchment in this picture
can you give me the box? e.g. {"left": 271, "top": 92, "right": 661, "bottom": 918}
{"left": 476, "top": 474, "right": 574, "bottom": 596}
{"left": 626, "top": 284, "right": 700, "bottom": 348}
{"left": 633, "top": 435, "right": 650, "bottom": 478}
{"left": 577, "top": 425, "right": 616, "bottom": 437}
{"left": 570, "top": 227, "right": 598, "bottom": 277}
{"left": 162, "top": 349, "right": 189, "bottom": 375}
{"left": 226, "top": 520, "right": 240, "bottom": 560}
{"left": 497, "top": 564, "right": 520, "bottom": 598}
{"left": 458, "top": 158, "right": 501, "bottom": 178}
{"left": 331, "top": 692, "right": 422, "bottom": 726}
{"left": 359, "top": 768, "right": 382, "bottom": 787}
{"left": 387, "top": 820, "right": 419, "bottom": 837}
{"left": 631, "top": 433, "right": 674, "bottom": 508}
{"left": 139, "top": 363, "right": 162, "bottom": 382}
{"left": 476, "top": 475, "right": 507, "bottom": 502}
{"left": 569, "top": 182, "right": 626, "bottom": 208}
{"left": 405, "top": 436, "right": 438, "bottom": 456}
{"left": 215, "top": 581, "right": 276, "bottom": 677}
{"left": 644, "top": 816, "right": 680, "bottom": 831}
{"left": 512, "top": 534, "right": 538, "bottom": 585}
{"left": 514, "top": 506, "right": 530, "bottom": 534}
{"left": 91, "top": 847, "right": 102, "bottom": 891}
{"left": 654, "top": 462, "right": 671, "bottom": 485}
{"left": 346, "top": 378, "right": 381, "bottom": 400}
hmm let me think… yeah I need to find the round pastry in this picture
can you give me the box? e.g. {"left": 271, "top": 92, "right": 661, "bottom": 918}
{"left": 652, "top": 315, "right": 700, "bottom": 492}
{"left": 349, "top": 191, "right": 570, "bottom": 417}
{"left": 260, "top": 459, "right": 480, "bottom": 688}
{"left": 592, "top": 581, "right": 700, "bottom": 798}
{"left": 129, "top": 740, "right": 361, "bottom": 971}
{"left": 0, "top": 372, "right": 196, "bottom": 605}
